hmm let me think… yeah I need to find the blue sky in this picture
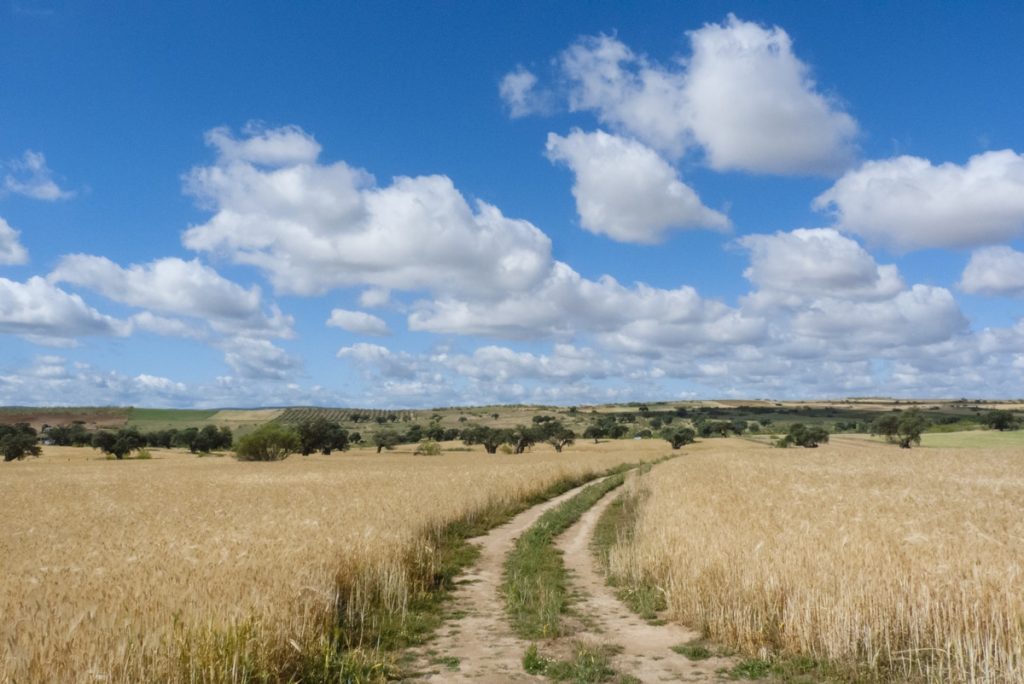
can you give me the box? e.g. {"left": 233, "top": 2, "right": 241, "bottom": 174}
{"left": 2, "top": 1, "right": 1024, "bottom": 407}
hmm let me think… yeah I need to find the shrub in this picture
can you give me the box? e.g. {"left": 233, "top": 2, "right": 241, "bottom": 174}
{"left": 1, "top": 423, "right": 41, "bottom": 462}
{"left": 778, "top": 423, "right": 830, "bottom": 448}
{"left": 414, "top": 439, "right": 442, "bottom": 456}
{"left": 234, "top": 424, "right": 300, "bottom": 461}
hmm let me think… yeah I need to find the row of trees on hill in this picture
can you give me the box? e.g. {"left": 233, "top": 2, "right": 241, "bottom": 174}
{"left": 90, "top": 425, "right": 235, "bottom": 458}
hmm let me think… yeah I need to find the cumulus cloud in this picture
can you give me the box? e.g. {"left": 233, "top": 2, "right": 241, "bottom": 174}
{"left": 358, "top": 287, "right": 391, "bottom": 308}
{"left": 3, "top": 150, "right": 75, "bottom": 200}
{"left": 546, "top": 129, "right": 728, "bottom": 243}
{"left": 0, "top": 217, "right": 28, "bottom": 265}
{"left": 338, "top": 342, "right": 420, "bottom": 380}
{"left": 181, "top": 124, "right": 755, "bottom": 346}
{"left": 409, "top": 261, "right": 762, "bottom": 344}
{"left": 681, "top": 15, "right": 857, "bottom": 174}
{"left": 499, "top": 66, "right": 552, "bottom": 117}
{"left": 959, "top": 246, "right": 1024, "bottom": 296}
{"left": 814, "top": 150, "right": 1024, "bottom": 250}
{"left": 737, "top": 228, "right": 903, "bottom": 300}
{"left": 205, "top": 122, "right": 322, "bottom": 165}
{"left": 221, "top": 337, "right": 300, "bottom": 380}
{"left": 183, "top": 125, "right": 552, "bottom": 298}
{"left": 0, "top": 276, "right": 129, "bottom": 343}
{"left": 439, "top": 343, "right": 625, "bottom": 383}
{"left": 557, "top": 15, "right": 857, "bottom": 174}
{"left": 327, "top": 308, "right": 391, "bottom": 336}
{"left": 50, "top": 255, "right": 292, "bottom": 337}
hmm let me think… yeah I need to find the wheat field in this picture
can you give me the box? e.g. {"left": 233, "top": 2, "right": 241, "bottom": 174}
{"left": 0, "top": 441, "right": 659, "bottom": 682}
{"left": 609, "top": 437, "right": 1024, "bottom": 682}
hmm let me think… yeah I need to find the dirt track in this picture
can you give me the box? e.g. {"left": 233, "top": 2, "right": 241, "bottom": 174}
{"left": 554, "top": 481, "right": 733, "bottom": 682}
{"left": 405, "top": 473, "right": 735, "bottom": 682}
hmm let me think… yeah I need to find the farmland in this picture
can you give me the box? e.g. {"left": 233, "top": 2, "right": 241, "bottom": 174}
{"left": 0, "top": 438, "right": 661, "bottom": 682}
{"left": 2, "top": 402, "right": 1024, "bottom": 682}
{"left": 608, "top": 438, "right": 1024, "bottom": 682}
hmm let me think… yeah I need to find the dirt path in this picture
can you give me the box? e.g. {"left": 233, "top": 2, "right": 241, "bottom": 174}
{"left": 404, "top": 478, "right": 607, "bottom": 682}
{"left": 554, "top": 483, "right": 734, "bottom": 682}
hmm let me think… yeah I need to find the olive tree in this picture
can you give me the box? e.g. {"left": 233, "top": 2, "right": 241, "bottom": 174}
{"left": 234, "top": 424, "right": 300, "bottom": 461}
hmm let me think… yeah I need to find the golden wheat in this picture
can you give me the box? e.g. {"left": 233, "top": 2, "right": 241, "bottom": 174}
{"left": 0, "top": 440, "right": 661, "bottom": 682}
{"left": 609, "top": 436, "right": 1024, "bottom": 682}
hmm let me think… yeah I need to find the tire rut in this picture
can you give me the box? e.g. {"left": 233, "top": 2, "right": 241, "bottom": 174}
{"left": 403, "top": 477, "right": 609, "bottom": 682}
{"left": 554, "top": 478, "right": 736, "bottom": 682}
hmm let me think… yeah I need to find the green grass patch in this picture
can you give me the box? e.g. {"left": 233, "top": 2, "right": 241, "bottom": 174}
{"left": 671, "top": 642, "right": 712, "bottom": 660}
{"left": 919, "top": 429, "right": 1024, "bottom": 448}
{"left": 523, "top": 642, "right": 625, "bottom": 683}
{"left": 126, "top": 408, "right": 219, "bottom": 430}
{"left": 503, "top": 472, "right": 628, "bottom": 639}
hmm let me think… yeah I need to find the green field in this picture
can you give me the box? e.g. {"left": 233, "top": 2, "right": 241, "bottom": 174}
{"left": 125, "top": 408, "right": 219, "bottom": 431}
{"left": 921, "top": 429, "right": 1024, "bottom": 448}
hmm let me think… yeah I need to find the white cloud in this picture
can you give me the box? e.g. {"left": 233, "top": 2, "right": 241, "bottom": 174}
{"left": 813, "top": 150, "right": 1024, "bottom": 250}
{"left": 50, "top": 255, "right": 292, "bottom": 337}
{"left": 3, "top": 150, "right": 74, "bottom": 200}
{"left": 131, "top": 312, "right": 206, "bottom": 339}
{"left": 440, "top": 344, "right": 620, "bottom": 383}
{"left": 183, "top": 125, "right": 552, "bottom": 298}
{"left": 358, "top": 287, "right": 391, "bottom": 308}
{"left": 134, "top": 373, "right": 187, "bottom": 393}
{"left": 788, "top": 285, "right": 967, "bottom": 348}
{"left": 499, "top": 66, "right": 551, "bottom": 118}
{"left": 0, "top": 217, "right": 28, "bottom": 265}
{"left": 959, "top": 246, "right": 1024, "bottom": 296}
{"left": 737, "top": 228, "right": 903, "bottom": 300}
{"left": 221, "top": 337, "right": 300, "bottom": 380}
{"left": 205, "top": 122, "right": 322, "bottom": 165}
{"left": 546, "top": 129, "right": 728, "bottom": 243}
{"left": 558, "top": 15, "right": 857, "bottom": 174}
{"left": 337, "top": 342, "right": 419, "bottom": 380}
{"left": 0, "top": 276, "right": 129, "bottom": 343}
{"left": 327, "top": 308, "right": 390, "bottom": 336}
{"left": 561, "top": 34, "right": 691, "bottom": 158}
{"left": 681, "top": 15, "right": 857, "bottom": 174}
{"left": 408, "top": 261, "right": 762, "bottom": 344}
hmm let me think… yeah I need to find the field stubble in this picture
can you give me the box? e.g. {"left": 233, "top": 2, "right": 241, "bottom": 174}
{"left": 609, "top": 438, "right": 1024, "bottom": 682}
{"left": 0, "top": 440, "right": 660, "bottom": 682}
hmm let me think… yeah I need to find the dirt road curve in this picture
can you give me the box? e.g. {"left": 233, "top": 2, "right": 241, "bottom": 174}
{"left": 555, "top": 483, "right": 733, "bottom": 682}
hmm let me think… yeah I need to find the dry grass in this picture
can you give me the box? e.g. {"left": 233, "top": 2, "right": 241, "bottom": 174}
{"left": 0, "top": 440, "right": 663, "bottom": 682}
{"left": 609, "top": 437, "right": 1024, "bottom": 682}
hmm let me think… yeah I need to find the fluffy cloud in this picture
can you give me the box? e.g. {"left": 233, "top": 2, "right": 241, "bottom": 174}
{"left": 959, "top": 246, "right": 1024, "bottom": 296}
{"left": 0, "top": 218, "right": 28, "bottom": 265}
{"left": 557, "top": 15, "right": 857, "bottom": 174}
{"left": 327, "top": 308, "right": 390, "bottom": 336}
{"left": 814, "top": 150, "right": 1024, "bottom": 250}
{"left": 737, "top": 228, "right": 902, "bottom": 300}
{"left": 3, "top": 150, "right": 74, "bottom": 200}
{"left": 358, "top": 287, "right": 391, "bottom": 308}
{"left": 546, "top": 129, "right": 728, "bottom": 243}
{"left": 499, "top": 66, "right": 551, "bottom": 118}
{"left": 440, "top": 344, "right": 620, "bottom": 383}
{"left": 50, "top": 255, "right": 292, "bottom": 337}
{"left": 0, "top": 276, "right": 129, "bottom": 343}
{"left": 205, "top": 123, "right": 322, "bottom": 165}
{"left": 681, "top": 15, "right": 857, "bottom": 174}
{"left": 183, "top": 126, "right": 552, "bottom": 298}
{"left": 182, "top": 125, "right": 754, "bottom": 346}
{"left": 221, "top": 337, "right": 300, "bottom": 380}
{"left": 561, "top": 34, "right": 690, "bottom": 157}
{"left": 409, "top": 261, "right": 762, "bottom": 344}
